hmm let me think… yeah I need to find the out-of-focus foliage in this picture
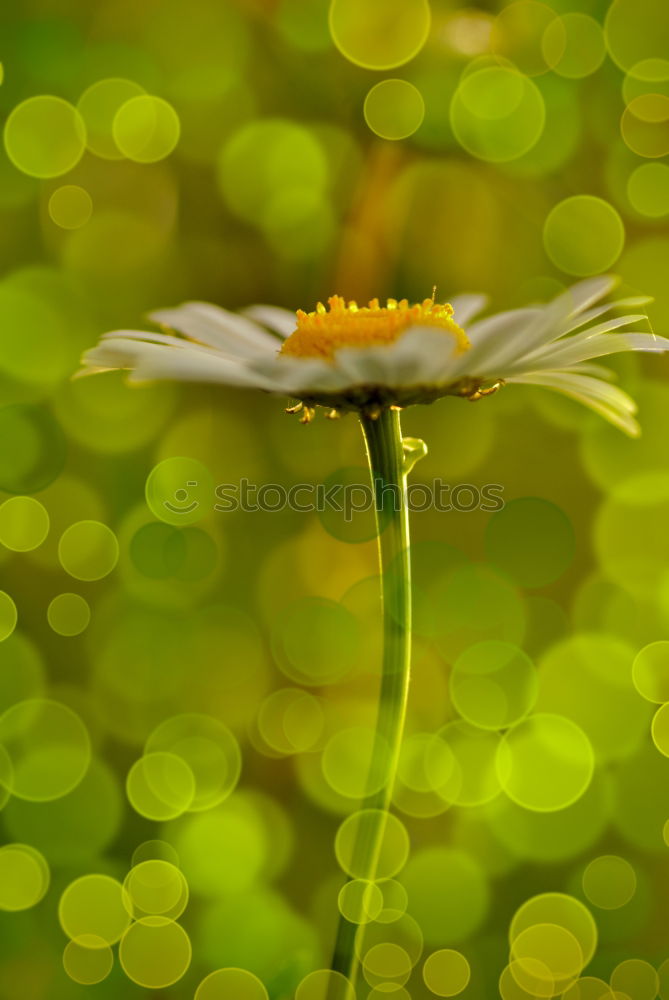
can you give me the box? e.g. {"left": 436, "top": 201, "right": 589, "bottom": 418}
{"left": 1, "top": 0, "right": 669, "bottom": 997}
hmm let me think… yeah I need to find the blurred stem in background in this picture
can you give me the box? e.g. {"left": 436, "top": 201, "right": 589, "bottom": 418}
{"left": 330, "top": 407, "right": 420, "bottom": 990}
{"left": 333, "top": 143, "right": 403, "bottom": 302}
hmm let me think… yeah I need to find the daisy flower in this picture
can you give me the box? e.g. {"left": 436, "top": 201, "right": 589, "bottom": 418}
{"left": 80, "top": 275, "right": 665, "bottom": 436}
{"left": 79, "top": 274, "right": 666, "bottom": 993}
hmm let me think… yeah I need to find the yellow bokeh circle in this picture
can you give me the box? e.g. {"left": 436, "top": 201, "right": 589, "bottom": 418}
{"left": 126, "top": 751, "right": 196, "bottom": 821}
{"left": 63, "top": 935, "right": 113, "bottom": 985}
{"left": 59, "top": 874, "right": 131, "bottom": 945}
{"left": 423, "top": 949, "right": 472, "bottom": 997}
{"left": 329, "top": 0, "right": 431, "bottom": 71}
{"left": 362, "top": 941, "right": 412, "bottom": 987}
{"left": 510, "top": 893, "right": 597, "bottom": 972}
{"left": 497, "top": 713, "right": 594, "bottom": 812}
{"left": 281, "top": 689, "right": 325, "bottom": 751}
{"left": 0, "top": 496, "right": 49, "bottom": 551}
{"left": 4, "top": 96, "right": 86, "bottom": 178}
{"left": 561, "top": 976, "right": 615, "bottom": 1000}
{"left": 623, "top": 59, "right": 669, "bottom": 106}
{"left": 510, "top": 922, "right": 583, "bottom": 994}
{"left": 436, "top": 720, "right": 501, "bottom": 807}
{"left": 376, "top": 878, "right": 409, "bottom": 923}
{"left": 632, "top": 641, "right": 669, "bottom": 702}
{"left": 295, "top": 969, "right": 356, "bottom": 1000}
{"left": 621, "top": 94, "right": 669, "bottom": 158}
{"left": 542, "top": 14, "right": 606, "bottom": 79}
{"left": 0, "top": 697, "right": 90, "bottom": 801}
{"left": 119, "top": 916, "right": 192, "bottom": 988}
{"left": 507, "top": 957, "right": 555, "bottom": 998}
{"left": 48, "top": 185, "right": 92, "bottom": 230}
{"left": 272, "top": 597, "right": 360, "bottom": 686}
{"left": 364, "top": 79, "right": 425, "bottom": 140}
{"left": 581, "top": 855, "right": 637, "bottom": 910}
{"left": 47, "top": 593, "right": 90, "bottom": 637}
{"left": 610, "top": 959, "right": 659, "bottom": 1000}
{"left": 123, "top": 859, "right": 188, "bottom": 920}
{"left": 257, "top": 687, "right": 325, "bottom": 755}
{"left": 605, "top": 0, "right": 669, "bottom": 73}
{"left": 219, "top": 119, "right": 328, "bottom": 229}
{"left": 322, "top": 726, "right": 391, "bottom": 799}
{"left": 354, "top": 910, "right": 424, "bottom": 970}
{"left": 337, "top": 878, "right": 383, "bottom": 924}
{"left": 58, "top": 520, "right": 119, "bottom": 581}
{"left": 0, "top": 591, "right": 17, "bottom": 641}
{"left": 499, "top": 962, "right": 549, "bottom": 1000}
{"left": 627, "top": 163, "right": 669, "bottom": 217}
{"left": 0, "top": 843, "right": 50, "bottom": 911}
{"left": 491, "top": 0, "right": 558, "bottom": 76}
{"left": 450, "top": 66, "right": 545, "bottom": 163}
{"left": 450, "top": 640, "right": 537, "bottom": 731}
{"left": 113, "top": 96, "right": 180, "bottom": 163}
{"left": 543, "top": 196, "right": 625, "bottom": 276}
{"left": 628, "top": 93, "right": 669, "bottom": 125}
{"left": 132, "top": 839, "right": 180, "bottom": 868}
{"left": 335, "top": 808, "right": 410, "bottom": 879}
{"left": 651, "top": 702, "right": 669, "bottom": 756}
{"left": 77, "top": 78, "right": 146, "bottom": 160}
{"left": 195, "top": 967, "right": 269, "bottom": 1000}
{"left": 368, "top": 989, "right": 410, "bottom": 1000}
{"left": 397, "top": 731, "right": 458, "bottom": 797}
{"left": 145, "top": 713, "right": 241, "bottom": 811}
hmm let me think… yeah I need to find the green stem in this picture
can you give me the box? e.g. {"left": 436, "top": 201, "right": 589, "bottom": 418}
{"left": 330, "top": 407, "right": 413, "bottom": 990}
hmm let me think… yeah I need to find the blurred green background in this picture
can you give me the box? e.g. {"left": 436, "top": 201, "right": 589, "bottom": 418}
{"left": 2, "top": 0, "right": 669, "bottom": 997}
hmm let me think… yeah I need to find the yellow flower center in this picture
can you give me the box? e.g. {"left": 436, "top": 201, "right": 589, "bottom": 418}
{"left": 279, "top": 295, "right": 470, "bottom": 361}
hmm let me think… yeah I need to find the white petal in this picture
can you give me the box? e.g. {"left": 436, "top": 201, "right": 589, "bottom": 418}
{"left": 507, "top": 369, "right": 639, "bottom": 436}
{"left": 450, "top": 308, "right": 547, "bottom": 375}
{"left": 561, "top": 296, "right": 653, "bottom": 335}
{"left": 464, "top": 308, "right": 541, "bottom": 347}
{"left": 246, "top": 354, "right": 355, "bottom": 395}
{"left": 501, "top": 281, "right": 629, "bottom": 362}
{"left": 148, "top": 301, "right": 280, "bottom": 357}
{"left": 382, "top": 328, "right": 466, "bottom": 384}
{"left": 509, "top": 370, "right": 636, "bottom": 411}
{"left": 555, "top": 312, "right": 649, "bottom": 341}
{"left": 449, "top": 293, "right": 488, "bottom": 326}
{"left": 560, "top": 362, "right": 616, "bottom": 379}
{"left": 101, "top": 329, "right": 224, "bottom": 355}
{"left": 511, "top": 330, "right": 669, "bottom": 374}
{"left": 325, "top": 328, "right": 463, "bottom": 388}
{"left": 81, "top": 337, "right": 277, "bottom": 390}
{"left": 482, "top": 278, "right": 624, "bottom": 369}
{"left": 555, "top": 275, "right": 620, "bottom": 317}
{"left": 242, "top": 304, "right": 297, "bottom": 338}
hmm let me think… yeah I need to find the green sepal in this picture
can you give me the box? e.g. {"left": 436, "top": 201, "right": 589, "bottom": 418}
{"left": 402, "top": 437, "right": 428, "bottom": 476}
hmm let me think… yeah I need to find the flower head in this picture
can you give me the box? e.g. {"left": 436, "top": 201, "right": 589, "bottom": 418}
{"left": 280, "top": 295, "right": 469, "bottom": 360}
{"left": 80, "top": 276, "right": 667, "bottom": 435}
